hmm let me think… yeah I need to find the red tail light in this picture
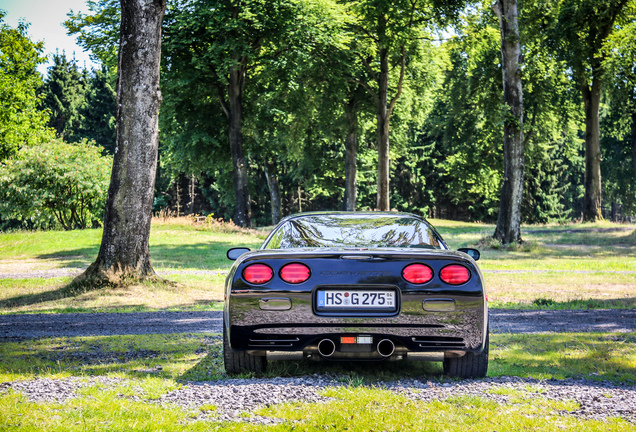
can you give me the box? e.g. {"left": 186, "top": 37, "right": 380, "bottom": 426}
{"left": 440, "top": 264, "right": 471, "bottom": 285}
{"left": 243, "top": 264, "right": 273, "bottom": 284}
{"left": 280, "top": 263, "right": 311, "bottom": 284}
{"left": 402, "top": 264, "right": 434, "bottom": 284}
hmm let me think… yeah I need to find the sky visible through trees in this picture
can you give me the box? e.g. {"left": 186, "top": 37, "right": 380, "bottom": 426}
{"left": 1, "top": 0, "right": 635, "bottom": 235}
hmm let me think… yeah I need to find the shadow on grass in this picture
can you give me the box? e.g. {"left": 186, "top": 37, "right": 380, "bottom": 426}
{"left": 525, "top": 297, "right": 636, "bottom": 310}
{"left": 488, "top": 298, "right": 636, "bottom": 311}
{"left": 478, "top": 245, "right": 636, "bottom": 261}
{"left": 0, "top": 333, "right": 218, "bottom": 380}
{"left": 35, "top": 247, "right": 99, "bottom": 268}
{"left": 178, "top": 332, "right": 636, "bottom": 385}
{"left": 33, "top": 241, "right": 634, "bottom": 270}
{"left": 35, "top": 241, "right": 252, "bottom": 271}
{"left": 0, "top": 281, "right": 103, "bottom": 310}
{"left": 1, "top": 332, "right": 634, "bottom": 386}
{"left": 520, "top": 228, "right": 636, "bottom": 247}
{"left": 179, "top": 349, "right": 444, "bottom": 383}
{"left": 0, "top": 279, "right": 223, "bottom": 313}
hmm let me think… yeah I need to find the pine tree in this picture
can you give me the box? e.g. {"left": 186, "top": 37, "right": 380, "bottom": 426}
{"left": 40, "top": 52, "right": 87, "bottom": 141}
{"left": 79, "top": 67, "right": 117, "bottom": 152}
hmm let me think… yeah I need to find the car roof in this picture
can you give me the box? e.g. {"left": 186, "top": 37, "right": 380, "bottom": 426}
{"left": 278, "top": 211, "right": 426, "bottom": 224}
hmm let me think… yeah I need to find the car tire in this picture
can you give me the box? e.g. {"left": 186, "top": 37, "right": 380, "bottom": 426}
{"left": 223, "top": 323, "right": 266, "bottom": 375}
{"left": 443, "top": 330, "right": 489, "bottom": 379}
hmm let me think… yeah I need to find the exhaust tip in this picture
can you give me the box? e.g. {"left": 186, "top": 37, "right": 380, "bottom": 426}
{"left": 377, "top": 339, "right": 395, "bottom": 357}
{"left": 317, "top": 339, "right": 336, "bottom": 357}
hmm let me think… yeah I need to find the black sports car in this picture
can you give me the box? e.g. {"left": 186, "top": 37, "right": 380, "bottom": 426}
{"left": 224, "top": 212, "right": 488, "bottom": 378}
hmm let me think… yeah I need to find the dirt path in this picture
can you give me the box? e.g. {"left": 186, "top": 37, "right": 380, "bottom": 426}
{"left": 0, "top": 309, "right": 634, "bottom": 341}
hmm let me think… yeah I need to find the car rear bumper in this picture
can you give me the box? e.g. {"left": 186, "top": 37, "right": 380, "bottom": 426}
{"left": 227, "top": 290, "right": 488, "bottom": 357}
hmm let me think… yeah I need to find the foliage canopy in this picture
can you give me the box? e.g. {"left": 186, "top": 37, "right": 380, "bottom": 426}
{"left": 0, "top": 12, "right": 53, "bottom": 161}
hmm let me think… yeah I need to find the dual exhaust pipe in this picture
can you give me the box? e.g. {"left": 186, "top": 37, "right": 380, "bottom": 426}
{"left": 317, "top": 338, "right": 395, "bottom": 358}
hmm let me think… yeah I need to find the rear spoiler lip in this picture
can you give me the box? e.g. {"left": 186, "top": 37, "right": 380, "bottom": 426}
{"left": 235, "top": 248, "right": 467, "bottom": 262}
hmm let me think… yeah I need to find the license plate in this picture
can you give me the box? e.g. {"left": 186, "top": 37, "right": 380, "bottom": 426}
{"left": 316, "top": 290, "right": 395, "bottom": 310}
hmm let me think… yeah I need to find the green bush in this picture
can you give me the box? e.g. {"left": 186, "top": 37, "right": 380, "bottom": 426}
{"left": 0, "top": 140, "right": 112, "bottom": 230}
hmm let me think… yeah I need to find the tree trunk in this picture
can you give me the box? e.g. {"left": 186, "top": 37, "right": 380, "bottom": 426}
{"left": 264, "top": 160, "right": 282, "bottom": 225}
{"left": 343, "top": 97, "right": 358, "bottom": 212}
{"left": 493, "top": 0, "right": 525, "bottom": 245}
{"left": 76, "top": 0, "right": 165, "bottom": 285}
{"left": 376, "top": 44, "right": 390, "bottom": 211}
{"left": 188, "top": 174, "right": 196, "bottom": 214}
{"left": 357, "top": 10, "right": 408, "bottom": 212}
{"left": 228, "top": 55, "right": 251, "bottom": 227}
{"left": 581, "top": 78, "right": 603, "bottom": 222}
{"left": 297, "top": 185, "right": 302, "bottom": 213}
{"left": 631, "top": 111, "right": 636, "bottom": 176}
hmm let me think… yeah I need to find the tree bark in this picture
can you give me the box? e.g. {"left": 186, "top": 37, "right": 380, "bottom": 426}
{"left": 631, "top": 111, "right": 636, "bottom": 180}
{"left": 188, "top": 174, "right": 196, "bottom": 214}
{"left": 343, "top": 97, "right": 358, "bottom": 212}
{"left": 493, "top": 0, "right": 525, "bottom": 245}
{"left": 376, "top": 21, "right": 391, "bottom": 211}
{"left": 264, "top": 160, "right": 282, "bottom": 225}
{"left": 76, "top": 0, "right": 165, "bottom": 284}
{"left": 581, "top": 77, "right": 603, "bottom": 221}
{"left": 297, "top": 185, "right": 302, "bottom": 213}
{"left": 228, "top": 53, "right": 251, "bottom": 227}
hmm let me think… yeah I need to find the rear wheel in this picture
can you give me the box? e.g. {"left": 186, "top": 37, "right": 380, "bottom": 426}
{"left": 443, "top": 330, "right": 489, "bottom": 379}
{"left": 223, "top": 323, "right": 266, "bottom": 375}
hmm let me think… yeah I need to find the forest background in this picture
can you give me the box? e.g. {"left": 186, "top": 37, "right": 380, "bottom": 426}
{"left": 1, "top": 0, "right": 635, "bottom": 232}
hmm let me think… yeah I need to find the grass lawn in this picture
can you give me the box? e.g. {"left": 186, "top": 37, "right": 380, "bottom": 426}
{"left": 1, "top": 218, "right": 635, "bottom": 430}
{"left": 0, "top": 217, "right": 634, "bottom": 313}
{"left": 0, "top": 331, "right": 634, "bottom": 430}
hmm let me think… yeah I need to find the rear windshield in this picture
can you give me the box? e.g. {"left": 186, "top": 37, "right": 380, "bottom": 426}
{"left": 263, "top": 215, "right": 444, "bottom": 249}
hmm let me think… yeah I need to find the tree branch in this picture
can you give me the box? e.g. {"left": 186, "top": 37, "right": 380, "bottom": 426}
{"left": 388, "top": 46, "right": 406, "bottom": 116}
{"left": 349, "top": 78, "right": 380, "bottom": 107}
{"left": 523, "top": 100, "right": 538, "bottom": 147}
{"left": 349, "top": 23, "right": 379, "bottom": 43}
{"left": 215, "top": 82, "right": 230, "bottom": 119}
{"left": 356, "top": 53, "right": 377, "bottom": 81}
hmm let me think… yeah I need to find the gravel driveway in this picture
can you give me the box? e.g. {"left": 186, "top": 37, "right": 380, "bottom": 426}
{"left": 1, "top": 309, "right": 635, "bottom": 340}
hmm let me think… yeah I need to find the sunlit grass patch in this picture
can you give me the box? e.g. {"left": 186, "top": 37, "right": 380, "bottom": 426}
{"left": 484, "top": 272, "right": 636, "bottom": 308}
{"left": 489, "top": 333, "right": 636, "bottom": 383}
{"left": 478, "top": 251, "right": 636, "bottom": 271}
{"left": 78, "top": 375, "right": 181, "bottom": 401}
{"left": 0, "top": 389, "right": 212, "bottom": 432}
{"left": 0, "top": 274, "right": 224, "bottom": 314}
{"left": 490, "top": 298, "right": 636, "bottom": 310}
